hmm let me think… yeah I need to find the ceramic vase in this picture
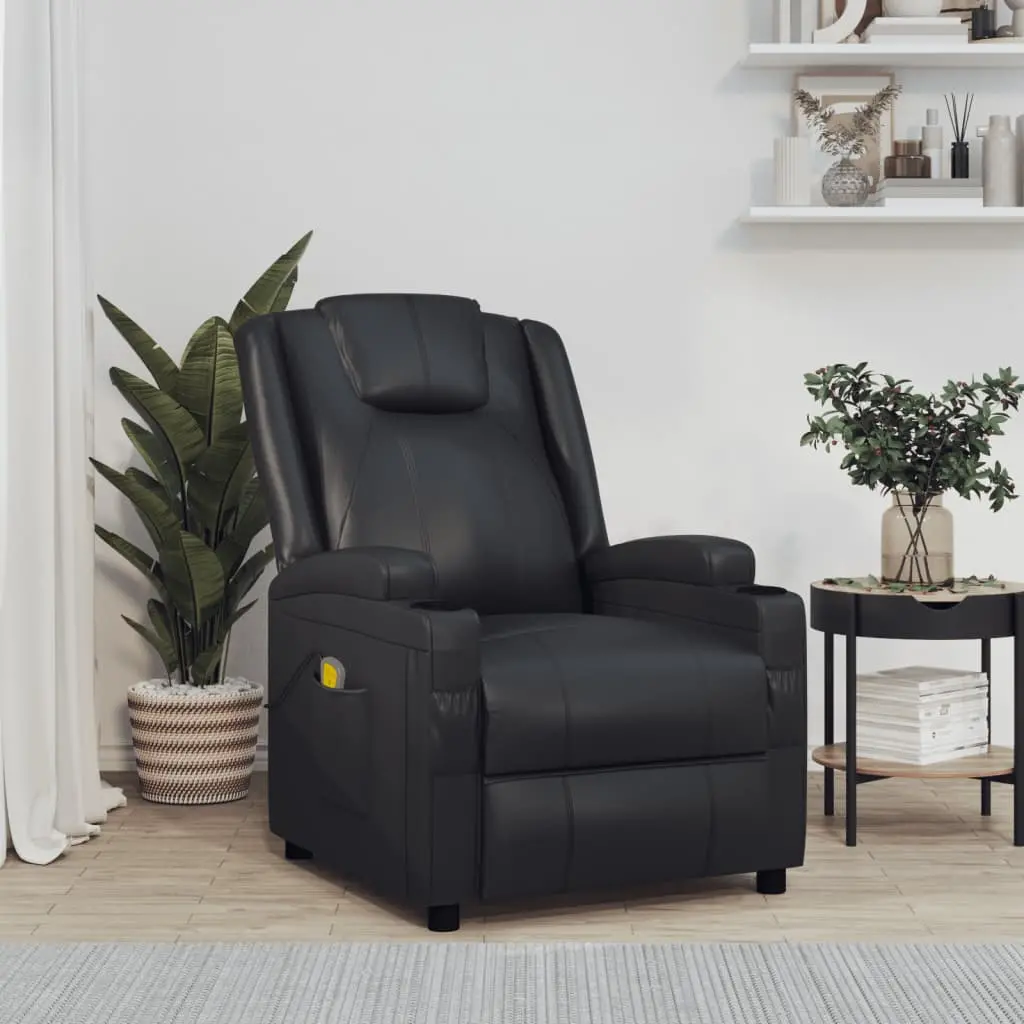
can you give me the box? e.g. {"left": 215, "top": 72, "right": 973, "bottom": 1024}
{"left": 821, "top": 158, "right": 871, "bottom": 207}
{"left": 774, "top": 137, "right": 810, "bottom": 206}
{"left": 983, "top": 115, "right": 1019, "bottom": 207}
{"left": 1007, "top": 0, "right": 1024, "bottom": 37}
{"left": 1017, "top": 114, "right": 1024, "bottom": 205}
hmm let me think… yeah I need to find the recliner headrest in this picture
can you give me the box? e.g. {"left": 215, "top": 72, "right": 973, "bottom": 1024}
{"left": 317, "top": 293, "right": 489, "bottom": 413}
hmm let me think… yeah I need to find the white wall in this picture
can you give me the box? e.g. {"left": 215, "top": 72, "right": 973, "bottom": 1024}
{"left": 86, "top": 0, "right": 1024, "bottom": 768}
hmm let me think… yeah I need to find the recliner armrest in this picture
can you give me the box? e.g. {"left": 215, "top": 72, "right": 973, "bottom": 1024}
{"left": 583, "top": 535, "right": 755, "bottom": 589}
{"left": 268, "top": 546, "right": 438, "bottom": 602}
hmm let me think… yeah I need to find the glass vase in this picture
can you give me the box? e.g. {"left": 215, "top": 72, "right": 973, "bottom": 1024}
{"left": 880, "top": 492, "right": 954, "bottom": 586}
{"left": 821, "top": 158, "right": 871, "bottom": 208}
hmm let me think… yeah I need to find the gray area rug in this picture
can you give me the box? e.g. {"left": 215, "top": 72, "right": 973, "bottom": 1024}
{"left": 1, "top": 941, "right": 1023, "bottom": 1023}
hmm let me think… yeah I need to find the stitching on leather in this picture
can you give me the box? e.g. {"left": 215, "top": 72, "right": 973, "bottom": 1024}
{"left": 562, "top": 775, "right": 575, "bottom": 894}
{"left": 480, "top": 622, "right": 592, "bottom": 642}
{"left": 278, "top": 608, "right": 430, "bottom": 652}
{"left": 596, "top": 596, "right": 759, "bottom": 637}
{"left": 424, "top": 619, "right": 434, "bottom": 893}
{"left": 398, "top": 436, "right": 438, "bottom": 595}
{"left": 323, "top": 306, "right": 363, "bottom": 397}
{"left": 532, "top": 631, "right": 572, "bottom": 771}
{"left": 404, "top": 647, "right": 413, "bottom": 895}
{"left": 489, "top": 417, "right": 576, "bottom": 544}
{"left": 405, "top": 295, "right": 431, "bottom": 388}
{"left": 335, "top": 417, "right": 375, "bottom": 550}
{"left": 318, "top": 305, "right": 376, "bottom": 550}
{"left": 703, "top": 763, "right": 714, "bottom": 874}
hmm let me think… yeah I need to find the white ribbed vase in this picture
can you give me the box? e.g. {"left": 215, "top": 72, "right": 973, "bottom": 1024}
{"left": 127, "top": 679, "right": 264, "bottom": 805}
{"left": 774, "top": 137, "right": 810, "bottom": 206}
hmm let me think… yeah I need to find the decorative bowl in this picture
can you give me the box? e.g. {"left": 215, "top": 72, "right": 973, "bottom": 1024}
{"left": 882, "top": 0, "right": 944, "bottom": 15}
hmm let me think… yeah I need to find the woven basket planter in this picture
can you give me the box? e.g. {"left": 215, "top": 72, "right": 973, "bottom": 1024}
{"left": 127, "top": 679, "right": 264, "bottom": 805}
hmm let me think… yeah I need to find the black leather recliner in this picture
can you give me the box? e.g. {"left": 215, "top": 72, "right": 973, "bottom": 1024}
{"left": 234, "top": 294, "right": 807, "bottom": 932}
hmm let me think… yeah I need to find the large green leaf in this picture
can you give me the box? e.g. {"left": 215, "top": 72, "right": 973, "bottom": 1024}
{"left": 188, "top": 424, "right": 253, "bottom": 533}
{"left": 175, "top": 317, "right": 243, "bottom": 442}
{"left": 110, "top": 370, "right": 206, "bottom": 492}
{"left": 192, "top": 599, "right": 258, "bottom": 683}
{"left": 147, "top": 600, "right": 179, "bottom": 666}
{"left": 216, "top": 481, "right": 270, "bottom": 578}
{"left": 226, "top": 543, "right": 274, "bottom": 613}
{"left": 97, "top": 296, "right": 180, "bottom": 394}
{"left": 122, "top": 614, "right": 177, "bottom": 677}
{"left": 271, "top": 268, "right": 298, "bottom": 314}
{"left": 91, "top": 460, "right": 179, "bottom": 549}
{"left": 159, "top": 530, "right": 225, "bottom": 627}
{"left": 94, "top": 525, "right": 166, "bottom": 597}
{"left": 121, "top": 419, "right": 181, "bottom": 508}
{"left": 228, "top": 231, "right": 312, "bottom": 332}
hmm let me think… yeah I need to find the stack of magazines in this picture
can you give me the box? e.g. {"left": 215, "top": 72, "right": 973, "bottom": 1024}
{"left": 869, "top": 177, "right": 983, "bottom": 211}
{"left": 856, "top": 666, "right": 989, "bottom": 765}
{"left": 863, "top": 17, "right": 969, "bottom": 45}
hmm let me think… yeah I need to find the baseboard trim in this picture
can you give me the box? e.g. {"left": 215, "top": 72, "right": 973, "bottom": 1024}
{"left": 99, "top": 743, "right": 269, "bottom": 773}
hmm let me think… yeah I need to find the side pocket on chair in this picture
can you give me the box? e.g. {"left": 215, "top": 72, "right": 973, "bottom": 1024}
{"left": 275, "top": 656, "right": 372, "bottom": 817}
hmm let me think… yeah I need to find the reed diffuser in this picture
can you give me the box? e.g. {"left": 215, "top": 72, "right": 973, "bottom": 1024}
{"left": 946, "top": 93, "right": 974, "bottom": 179}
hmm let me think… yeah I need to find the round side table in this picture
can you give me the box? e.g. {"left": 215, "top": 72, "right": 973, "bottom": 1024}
{"left": 810, "top": 580, "right": 1024, "bottom": 847}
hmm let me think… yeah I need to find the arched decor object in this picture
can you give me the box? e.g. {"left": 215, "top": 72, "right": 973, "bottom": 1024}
{"left": 814, "top": 0, "right": 868, "bottom": 42}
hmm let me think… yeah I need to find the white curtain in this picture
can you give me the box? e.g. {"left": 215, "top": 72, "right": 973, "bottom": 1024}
{"left": 0, "top": 0, "right": 124, "bottom": 867}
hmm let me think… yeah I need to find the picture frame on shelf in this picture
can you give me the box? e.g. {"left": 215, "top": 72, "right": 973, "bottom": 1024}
{"left": 794, "top": 73, "right": 896, "bottom": 205}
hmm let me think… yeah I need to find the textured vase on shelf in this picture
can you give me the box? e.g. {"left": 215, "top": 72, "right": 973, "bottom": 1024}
{"left": 822, "top": 158, "right": 871, "bottom": 207}
{"left": 774, "top": 137, "right": 810, "bottom": 206}
{"left": 983, "top": 115, "right": 1019, "bottom": 207}
{"left": 880, "top": 491, "right": 954, "bottom": 586}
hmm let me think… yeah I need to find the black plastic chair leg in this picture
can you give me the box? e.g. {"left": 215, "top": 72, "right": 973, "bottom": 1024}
{"left": 427, "top": 904, "right": 460, "bottom": 932}
{"left": 756, "top": 869, "right": 787, "bottom": 895}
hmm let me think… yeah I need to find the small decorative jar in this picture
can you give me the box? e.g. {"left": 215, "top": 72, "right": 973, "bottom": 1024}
{"left": 884, "top": 140, "right": 931, "bottom": 179}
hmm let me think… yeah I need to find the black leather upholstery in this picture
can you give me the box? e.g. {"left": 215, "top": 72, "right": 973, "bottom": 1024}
{"left": 481, "top": 614, "right": 767, "bottom": 775}
{"left": 584, "top": 535, "right": 756, "bottom": 588}
{"left": 319, "top": 294, "right": 489, "bottom": 413}
{"left": 235, "top": 293, "right": 807, "bottom": 930}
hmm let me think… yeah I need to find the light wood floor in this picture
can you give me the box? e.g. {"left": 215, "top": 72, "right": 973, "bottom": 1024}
{"left": 2, "top": 771, "right": 1022, "bottom": 943}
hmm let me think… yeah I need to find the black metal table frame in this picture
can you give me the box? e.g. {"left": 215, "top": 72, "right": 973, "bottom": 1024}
{"left": 812, "top": 586, "right": 1024, "bottom": 847}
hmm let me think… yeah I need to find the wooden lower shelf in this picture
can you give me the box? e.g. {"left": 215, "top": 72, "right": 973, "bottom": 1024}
{"left": 812, "top": 743, "right": 1014, "bottom": 779}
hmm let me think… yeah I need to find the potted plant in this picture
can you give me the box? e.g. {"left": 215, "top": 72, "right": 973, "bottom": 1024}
{"left": 793, "top": 83, "right": 900, "bottom": 207}
{"left": 801, "top": 363, "right": 1024, "bottom": 587}
{"left": 93, "top": 231, "right": 312, "bottom": 804}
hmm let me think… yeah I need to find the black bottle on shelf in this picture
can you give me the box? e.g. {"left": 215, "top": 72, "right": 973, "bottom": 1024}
{"left": 951, "top": 141, "right": 970, "bottom": 179}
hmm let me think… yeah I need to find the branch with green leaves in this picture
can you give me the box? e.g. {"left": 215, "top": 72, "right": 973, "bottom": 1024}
{"left": 800, "top": 362, "right": 1024, "bottom": 511}
{"left": 793, "top": 84, "right": 901, "bottom": 159}
{"left": 92, "top": 231, "right": 312, "bottom": 686}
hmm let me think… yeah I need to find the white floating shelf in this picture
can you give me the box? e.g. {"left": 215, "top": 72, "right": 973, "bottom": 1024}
{"left": 745, "top": 206, "right": 1024, "bottom": 224}
{"left": 746, "top": 43, "right": 1024, "bottom": 69}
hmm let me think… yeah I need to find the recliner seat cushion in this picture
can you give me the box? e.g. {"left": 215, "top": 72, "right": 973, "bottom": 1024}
{"left": 480, "top": 613, "right": 768, "bottom": 776}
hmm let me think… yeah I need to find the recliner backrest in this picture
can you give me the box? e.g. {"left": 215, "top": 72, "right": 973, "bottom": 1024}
{"left": 235, "top": 293, "right": 608, "bottom": 615}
